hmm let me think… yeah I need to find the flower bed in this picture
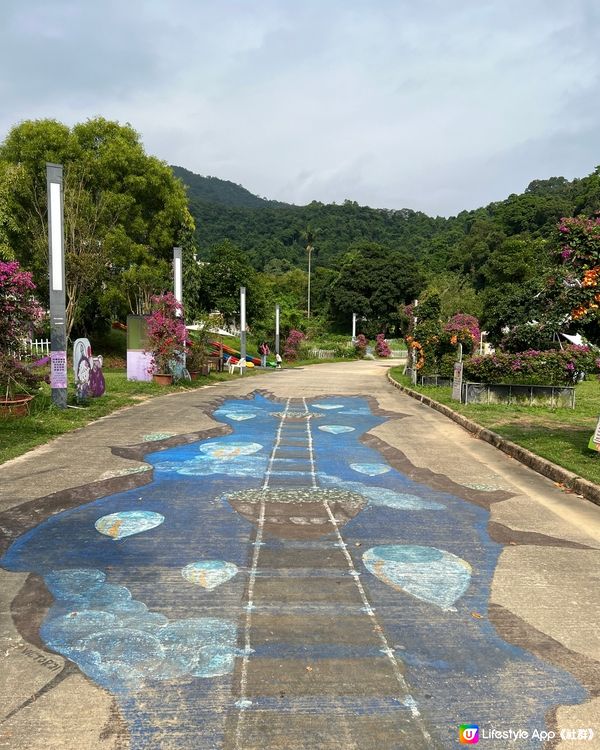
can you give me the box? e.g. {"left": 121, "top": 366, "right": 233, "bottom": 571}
{"left": 464, "top": 346, "right": 597, "bottom": 386}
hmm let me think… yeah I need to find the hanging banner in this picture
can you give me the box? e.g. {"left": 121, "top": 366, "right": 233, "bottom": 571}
{"left": 50, "top": 350, "right": 68, "bottom": 389}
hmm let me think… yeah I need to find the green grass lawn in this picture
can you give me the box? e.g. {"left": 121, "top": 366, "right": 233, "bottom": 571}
{"left": 0, "top": 368, "right": 253, "bottom": 465}
{"left": 0, "top": 356, "right": 362, "bottom": 465}
{"left": 389, "top": 367, "right": 600, "bottom": 486}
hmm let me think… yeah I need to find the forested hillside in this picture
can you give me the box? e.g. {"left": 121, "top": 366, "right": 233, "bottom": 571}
{"left": 2, "top": 116, "right": 599, "bottom": 345}
{"left": 176, "top": 168, "right": 600, "bottom": 274}
{"left": 171, "top": 166, "right": 287, "bottom": 209}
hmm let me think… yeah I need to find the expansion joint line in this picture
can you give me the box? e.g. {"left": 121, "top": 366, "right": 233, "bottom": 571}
{"left": 301, "top": 404, "right": 432, "bottom": 744}
{"left": 262, "top": 397, "right": 292, "bottom": 490}
{"left": 321, "top": 499, "right": 432, "bottom": 742}
{"left": 302, "top": 397, "right": 318, "bottom": 489}
{"left": 235, "top": 398, "right": 291, "bottom": 749}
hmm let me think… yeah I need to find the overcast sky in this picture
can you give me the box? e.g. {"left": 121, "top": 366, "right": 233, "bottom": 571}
{"left": 2, "top": 0, "right": 600, "bottom": 216}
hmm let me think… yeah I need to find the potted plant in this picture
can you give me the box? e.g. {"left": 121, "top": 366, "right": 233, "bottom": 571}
{"left": 145, "top": 293, "right": 188, "bottom": 385}
{"left": 0, "top": 261, "right": 45, "bottom": 414}
{"left": 0, "top": 354, "right": 44, "bottom": 417}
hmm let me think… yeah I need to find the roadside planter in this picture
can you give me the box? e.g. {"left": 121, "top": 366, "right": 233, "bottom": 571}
{"left": 462, "top": 382, "right": 575, "bottom": 409}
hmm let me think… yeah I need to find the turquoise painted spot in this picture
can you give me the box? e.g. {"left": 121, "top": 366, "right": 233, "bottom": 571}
{"left": 317, "top": 474, "right": 445, "bottom": 510}
{"left": 95, "top": 511, "right": 164, "bottom": 540}
{"left": 223, "top": 413, "right": 256, "bottom": 421}
{"left": 199, "top": 441, "right": 262, "bottom": 458}
{"left": 40, "top": 568, "right": 238, "bottom": 690}
{"left": 350, "top": 463, "right": 391, "bottom": 476}
{"left": 158, "top": 619, "right": 238, "bottom": 678}
{"left": 363, "top": 545, "right": 472, "bottom": 610}
{"left": 366, "top": 488, "right": 444, "bottom": 510}
{"left": 45, "top": 568, "right": 106, "bottom": 599}
{"left": 155, "top": 455, "right": 267, "bottom": 478}
{"left": 312, "top": 403, "right": 345, "bottom": 410}
{"left": 181, "top": 560, "right": 239, "bottom": 590}
{"left": 370, "top": 545, "right": 443, "bottom": 563}
{"left": 318, "top": 425, "right": 355, "bottom": 434}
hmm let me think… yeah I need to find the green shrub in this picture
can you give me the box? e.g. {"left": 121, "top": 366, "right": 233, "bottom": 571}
{"left": 439, "top": 353, "right": 457, "bottom": 378}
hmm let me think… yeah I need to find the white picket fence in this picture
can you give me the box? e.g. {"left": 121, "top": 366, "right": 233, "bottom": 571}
{"left": 308, "top": 348, "right": 337, "bottom": 359}
{"left": 11, "top": 338, "right": 51, "bottom": 360}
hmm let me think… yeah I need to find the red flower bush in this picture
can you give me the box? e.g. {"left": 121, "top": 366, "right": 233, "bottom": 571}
{"left": 354, "top": 334, "right": 368, "bottom": 358}
{"left": 283, "top": 329, "right": 305, "bottom": 360}
{"left": 555, "top": 215, "right": 600, "bottom": 322}
{"left": 146, "top": 293, "right": 188, "bottom": 374}
{"left": 375, "top": 333, "right": 391, "bottom": 357}
{"left": 0, "top": 261, "right": 44, "bottom": 353}
{"left": 444, "top": 314, "right": 480, "bottom": 352}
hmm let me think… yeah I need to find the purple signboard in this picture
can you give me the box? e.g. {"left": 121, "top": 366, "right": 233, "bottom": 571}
{"left": 50, "top": 350, "right": 68, "bottom": 389}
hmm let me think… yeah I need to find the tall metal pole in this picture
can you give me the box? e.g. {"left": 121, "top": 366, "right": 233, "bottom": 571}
{"left": 240, "top": 286, "right": 247, "bottom": 369}
{"left": 173, "top": 247, "right": 182, "bottom": 313}
{"left": 173, "top": 246, "right": 185, "bottom": 367}
{"left": 47, "top": 163, "right": 67, "bottom": 409}
{"left": 352, "top": 312, "right": 357, "bottom": 341}
{"left": 275, "top": 303, "right": 280, "bottom": 356}
{"left": 307, "top": 246, "right": 312, "bottom": 318}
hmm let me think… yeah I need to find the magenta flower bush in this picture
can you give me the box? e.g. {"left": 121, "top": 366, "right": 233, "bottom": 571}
{"left": 553, "top": 215, "right": 600, "bottom": 322}
{"left": 354, "top": 334, "right": 368, "bottom": 358}
{"left": 465, "top": 345, "right": 597, "bottom": 386}
{"left": 375, "top": 333, "right": 391, "bottom": 357}
{"left": 146, "top": 293, "right": 188, "bottom": 374}
{"left": 283, "top": 329, "right": 305, "bottom": 360}
{"left": 0, "top": 261, "right": 44, "bottom": 353}
{"left": 0, "top": 261, "right": 45, "bottom": 398}
{"left": 444, "top": 314, "right": 480, "bottom": 351}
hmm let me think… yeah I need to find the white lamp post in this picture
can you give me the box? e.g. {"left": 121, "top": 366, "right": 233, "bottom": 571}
{"left": 173, "top": 247, "right": 182, "bottom": 313}
{"left": 240, "top": 286, "right": 247, "bottom": 368}
{"left": 47, "top": 163, "right": 67, "bottom": 409}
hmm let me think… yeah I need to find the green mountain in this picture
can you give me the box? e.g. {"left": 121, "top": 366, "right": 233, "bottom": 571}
{"left": 171, "top": 165, "right": 287, "bottom": 209}
{"left": 172, "top": 165, "right": 445, "bottom": 270}
{"left": 172, "top": 163, "right": 600, "bottom": 287}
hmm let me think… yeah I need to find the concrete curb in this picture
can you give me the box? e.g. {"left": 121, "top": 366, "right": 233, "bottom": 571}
{"left": 386, "top": 371, "right": 600, "bottom": 507}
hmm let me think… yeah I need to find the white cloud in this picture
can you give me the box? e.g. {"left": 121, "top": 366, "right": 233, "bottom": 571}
{"left": 1, "top": 0, "right": 600, "bottom": 215}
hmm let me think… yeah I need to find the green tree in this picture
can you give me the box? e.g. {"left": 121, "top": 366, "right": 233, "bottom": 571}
{"left": 0, "top": 117, "right": 194, "bottom": 338}
{"left": 328, "top": 242, "right": 422, "bottom": 335}
{"left": 419, "top": 272, "right": 482, "bottom": 319}
{"left": 198, "top": 240, "right": 267, "bottom": 326}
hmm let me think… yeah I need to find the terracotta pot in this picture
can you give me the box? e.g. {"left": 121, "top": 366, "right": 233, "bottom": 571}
{"left": 189, "top": 371, "right": 201, "bottom": 381}
{"left": 0, "top": 394, "right": 34, "bottom": 417}
{"left": 152, "top": 373, "right": 173, "bottom": 386}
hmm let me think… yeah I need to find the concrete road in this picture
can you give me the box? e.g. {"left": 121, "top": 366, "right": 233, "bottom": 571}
{"left": 1, "top": 360, "right": 599, "bottom": 749}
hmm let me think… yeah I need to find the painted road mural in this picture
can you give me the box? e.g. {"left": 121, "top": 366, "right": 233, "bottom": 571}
{"left": 0, "top": 394, "right": 587, "bottom": 748}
